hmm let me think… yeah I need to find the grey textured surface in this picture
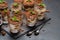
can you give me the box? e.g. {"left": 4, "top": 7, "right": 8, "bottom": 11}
{"left": 0, "top": 0, "right": 60, "bottom": 40}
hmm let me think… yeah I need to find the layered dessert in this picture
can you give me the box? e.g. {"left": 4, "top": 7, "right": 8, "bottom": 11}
{"left": 8, "top": 16, "right": 22, "bottom": 35}
{"left": 23, "top": 0, "right": 35, "bottom": 10}
{"left": 25, "top": 10, "right": 37, "bottom": 27}
{"left": 11, "top": 2, "right": 22, "bottom": 12}
{"left": 0, "top": 0, "right": 10, "bottom": 24}
{"left": 34, "top": 3, "right": 48, "bottom": 20}
{"left": 1, "top": 9, "right": 10, "bottom": 24}
{"left": 0, "top": 0, "right": 8, "bottom": 9}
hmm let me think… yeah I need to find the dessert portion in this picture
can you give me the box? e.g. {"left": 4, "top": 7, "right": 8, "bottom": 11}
{"left": 8, "top": 16, "right": 22, "bottom": 35}
{"left": 0, "top": 0, "right": 8, "bottom": 9}
{"left": 11, "top": 2, "right": 22, "bottom": 12}
{"left": 11, "top": 10, "right": 23, "bottom": 22}
{"left": 10, "top": 1, "right": 23, "bottom": 35}
{"left": 23, "top": 0, "right": 35, "bottom": 10}
{"left": 34, "top": 3, "right": 48, "bottom": 20}
{"left": 11, "top": 2, "right": 23, "bottom": 19}
{"left": 13, "top": 0, "right": 23, "bottom": 10}
{"left": 25, "top": 10, "right": 37, "bottom": 27}
{"left": 1, "top": 8, "right": 10, "bottom": 23}
{"left": 0, "top": 0, "right": 10, "bottom": 24}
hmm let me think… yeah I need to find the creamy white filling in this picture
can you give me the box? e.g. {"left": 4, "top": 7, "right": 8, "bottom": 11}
{"left": 3, "top": 16, "right": 8, "bottom": 23}
{"left": 10, "top": 24, "right": 19, "bottom": 33}
{"left": 34, "top": 7, "right": 41, "bottom": 14}
{"left": 4, "top": 16, "right": 8, "bottom": 21}
{"left": 28, "top": 18, "right": 36, "bottom": 27}
{"left": 38, "top": 16, "right": 44, "bottom": 20}
{"left": 38, "top": 8, "right": 46, "bottom": 20}
{"left": 35, "top": 7, "right": 46, "bottom": 20}
{"left": 41, "top": 8, "right": 46, "bottom": 12}
{"left": 34, "top": 7, "right": 46, "bottom": 15}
